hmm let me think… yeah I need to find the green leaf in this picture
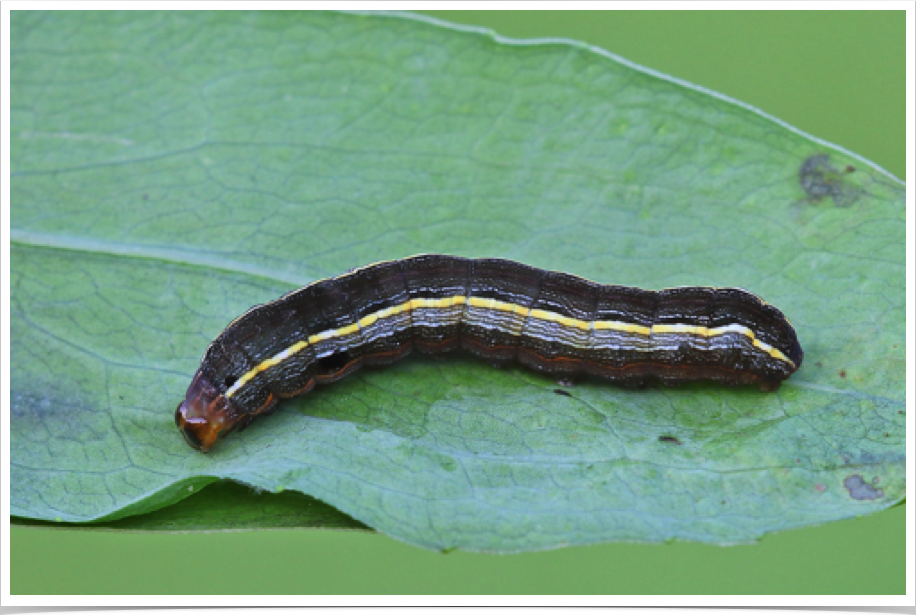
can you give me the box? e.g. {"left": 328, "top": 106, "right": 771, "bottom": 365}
{"left": 11, "top": 481, "right": 369, "bottom": 533}
{"left": 10, "top": 11, "right": 904, "bottom": 552}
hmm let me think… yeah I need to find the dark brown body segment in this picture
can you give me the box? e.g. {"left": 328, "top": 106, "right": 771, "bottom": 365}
{"left": 176, "top": 255, "right": 803, "bottom": 451}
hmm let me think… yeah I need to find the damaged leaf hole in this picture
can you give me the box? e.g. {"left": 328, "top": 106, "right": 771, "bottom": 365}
{"left": 799, "top": 153, "right": 860, "bottom": 208}
{"left": 843, "top": 474, "right": 884, "bottom": 500}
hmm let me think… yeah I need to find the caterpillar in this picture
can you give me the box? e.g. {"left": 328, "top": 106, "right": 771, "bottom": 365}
{"left": 176, "top": 255, "right": 803, "bottom": 452}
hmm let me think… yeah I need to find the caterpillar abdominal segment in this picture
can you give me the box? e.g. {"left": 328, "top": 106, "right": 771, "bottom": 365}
{"left": 175, "top": 255, "right": 803, "bottom": 452}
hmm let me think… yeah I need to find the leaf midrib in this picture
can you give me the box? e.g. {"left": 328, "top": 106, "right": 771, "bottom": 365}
{"left": 10, "top": 228, "right": 308, "bottom": 287}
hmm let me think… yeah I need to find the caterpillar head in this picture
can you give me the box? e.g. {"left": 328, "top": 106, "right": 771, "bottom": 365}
{"left": 175, "top": 370, "right": 238, "bottom": 452}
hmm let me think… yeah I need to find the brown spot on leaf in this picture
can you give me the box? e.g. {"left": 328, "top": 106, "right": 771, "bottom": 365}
{"left": 843, "top": 474, "right": 884, "bottom": 500}
{"left": 658, "top": 435, "right": 682, "bottom": 445}
{"left": 839, "top": 370, "right": 847, "bottom": 378}
{"left": 799, "top": 154, "right": 860, "bottom": 207}
{"left": 553, "top": 388, "right": 572, "bottom": 397}
{"left": 815, "top": 483, "right": 826, "bottom": 492}
{"left": 815, "top": 361, "right": 823, "bottom": 368}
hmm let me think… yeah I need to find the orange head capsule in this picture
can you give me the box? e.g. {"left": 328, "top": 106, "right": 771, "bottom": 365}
{"left": 174, "top": 371, "right": 239, "bottom": 452}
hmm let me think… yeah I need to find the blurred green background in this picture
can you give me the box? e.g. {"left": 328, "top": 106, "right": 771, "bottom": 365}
{"left": 10, "top": 10, "right": 904, "bottom": 594}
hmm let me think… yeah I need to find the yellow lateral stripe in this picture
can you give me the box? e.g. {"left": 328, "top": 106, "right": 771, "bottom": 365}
{"left": 528, "top": 308, "right": 585, "bottom": 330}
{"left": 651, "top": 323, "right": 706, "bottom": 335}
{"left": 412, "top": 296, "right": 467, "bottom": 309}
{"left": 752, "top": 338, "right": 791, "bottom": 364}
{"left": 225, "top": 340, "right": 309, "bottom": 397}
{"left": 224, "top": 294, "right": 793, "bottom": 398}
{"left": 651, "top": 322, "right": 791, "bottom": 365}
{"left": 469, "top": 296, "right": 530, "bottom": 317}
